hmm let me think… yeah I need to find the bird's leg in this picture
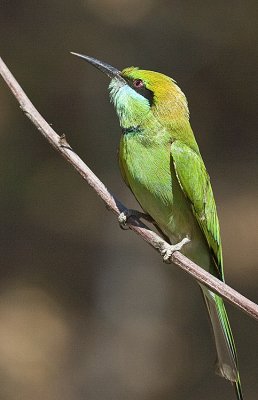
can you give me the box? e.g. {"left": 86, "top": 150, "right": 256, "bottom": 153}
{"left": 118, "top": 209, "right": 154, "bottom": 230}
{"left": 159, "top": 237, "right": 191, "bottom": 263}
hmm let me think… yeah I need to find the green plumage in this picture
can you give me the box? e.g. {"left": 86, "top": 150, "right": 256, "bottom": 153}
{"left": 73, "top": 54, "right": 243, "bottom": 399}
{"left": 113, "top": 67, "right": 243, "bottom": 399}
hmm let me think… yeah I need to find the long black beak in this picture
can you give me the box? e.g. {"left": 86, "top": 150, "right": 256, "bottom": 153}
{"left": 71, "top": 52, "right": 126, "bottom": 84}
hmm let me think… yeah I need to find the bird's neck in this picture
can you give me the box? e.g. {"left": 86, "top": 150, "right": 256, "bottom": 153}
{"left": 121, "top": 112, "right": 199, "bottom": 154}
{"left": 110, "top": 82, "right": 151, "bottom": 129}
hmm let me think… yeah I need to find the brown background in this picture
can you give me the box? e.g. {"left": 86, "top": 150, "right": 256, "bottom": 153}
{"left": 0, "top": 1, "right": 257, "bottom": 399}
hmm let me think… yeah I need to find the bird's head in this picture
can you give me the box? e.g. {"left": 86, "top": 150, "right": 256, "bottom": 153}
{"left": 71, "top": 53, "right": 189, "bottom": 129}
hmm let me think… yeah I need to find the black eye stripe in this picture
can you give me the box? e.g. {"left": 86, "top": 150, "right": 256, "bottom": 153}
{"left": 126, "top": 78, "right": 154, "bottom": 106}
{"left": 137, "top": 86, "right": 154, "bottom": 105}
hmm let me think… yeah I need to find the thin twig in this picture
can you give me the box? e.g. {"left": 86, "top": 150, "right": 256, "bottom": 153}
{"left": 0, "top": 56, "right": 257, "bottom": 321}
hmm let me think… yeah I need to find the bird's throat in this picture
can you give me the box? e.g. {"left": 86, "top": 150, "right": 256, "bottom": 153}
{"left": 109, "top": 78, "right": 151, "bottom": 129}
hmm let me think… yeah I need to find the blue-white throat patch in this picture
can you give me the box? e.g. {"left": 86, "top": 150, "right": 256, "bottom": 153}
{"left": 109, "top": 78, "right": 150, "bottom": 128}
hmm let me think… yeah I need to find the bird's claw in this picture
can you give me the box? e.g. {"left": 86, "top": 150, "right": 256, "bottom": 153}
{"left": 160, "top": 237, "right": 191, "bottom": 263}
{"left": 118, "top": 209, "right": 152, "bottom": 230}
{"left": 118, "top": 211, "right": 130, "bottom": 230}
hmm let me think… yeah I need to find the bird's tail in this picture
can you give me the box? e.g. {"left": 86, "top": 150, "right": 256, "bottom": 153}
{"left": 201, "top": 286, "right": 243, "bottom": 399}
{"left": 234, "top": 379, "right": 244, "bottom": 400}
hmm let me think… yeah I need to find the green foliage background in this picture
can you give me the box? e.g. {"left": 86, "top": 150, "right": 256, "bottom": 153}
{"left": 0, "top": 1, "right": 257, "bottom": 399}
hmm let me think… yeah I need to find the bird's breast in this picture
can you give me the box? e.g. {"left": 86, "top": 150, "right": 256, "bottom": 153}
{"left": 119, "top": 133, "right": 195, "bottom": 243}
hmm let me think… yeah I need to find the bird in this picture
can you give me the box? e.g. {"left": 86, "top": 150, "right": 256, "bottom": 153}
{"left": 71, "top": 52, "right": 243, "bottom": 399}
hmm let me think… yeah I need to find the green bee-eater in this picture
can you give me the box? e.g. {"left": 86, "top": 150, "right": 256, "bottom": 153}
{"left": 72, "top": 53, "right": 243, "bottom": 399}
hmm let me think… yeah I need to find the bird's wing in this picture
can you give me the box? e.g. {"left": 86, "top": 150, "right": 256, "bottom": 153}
{"left": 171, "top": 140, "right": 223, "bottom": 280}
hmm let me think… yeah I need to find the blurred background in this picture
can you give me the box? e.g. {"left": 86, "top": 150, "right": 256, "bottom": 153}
{"left": 0, "top": 1, "right": 257, "bottom": 399}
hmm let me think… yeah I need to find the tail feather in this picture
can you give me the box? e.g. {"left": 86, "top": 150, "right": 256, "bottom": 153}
{"left": 234, "top": 378, "right": 244, "bottom": 400}
{"left": 201, "top": 286, "right": 243, "bottom": 399}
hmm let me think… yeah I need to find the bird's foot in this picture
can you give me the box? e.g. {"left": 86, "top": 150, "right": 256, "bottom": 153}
{"left": 118, "top": 209, "right": 153, "bottom": 230}
{"left": 160, "top": 237, "right": 190, "bottom": 263}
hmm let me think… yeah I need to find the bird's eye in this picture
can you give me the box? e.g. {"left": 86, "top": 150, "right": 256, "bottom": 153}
{"left": 133, "top": 79, "right": 144, "bottom": 88}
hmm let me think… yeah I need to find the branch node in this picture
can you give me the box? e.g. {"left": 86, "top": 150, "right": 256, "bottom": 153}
{"left": 59, "top": 133, "right": 72, "bottom": 150}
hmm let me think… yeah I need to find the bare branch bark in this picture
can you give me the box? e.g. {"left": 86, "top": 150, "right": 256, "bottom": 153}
{"left": 0, "top": 56, "right": 257, "bottom": 321}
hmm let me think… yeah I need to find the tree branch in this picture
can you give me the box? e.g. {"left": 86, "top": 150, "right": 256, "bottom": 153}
{"left": 0, "top": 56, "right": 257, "bottom": 321}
